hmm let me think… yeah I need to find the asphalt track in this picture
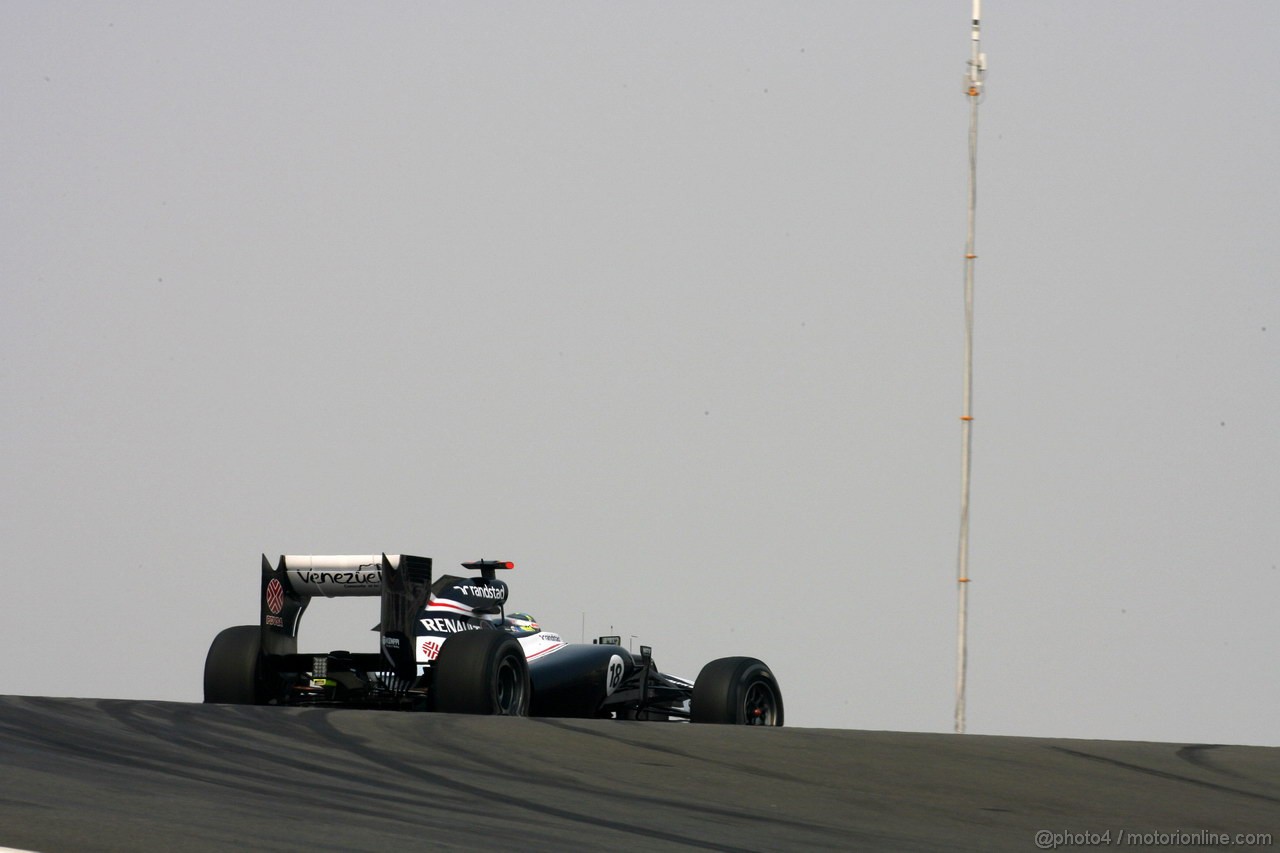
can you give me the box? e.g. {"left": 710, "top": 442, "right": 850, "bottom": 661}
{"left": 0, "top": 697, "right": 1277, "bottom": 852}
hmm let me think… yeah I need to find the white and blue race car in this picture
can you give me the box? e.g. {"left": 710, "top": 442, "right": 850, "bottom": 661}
{"left": 203, "top": 554, "right": 783, "bottom": 726}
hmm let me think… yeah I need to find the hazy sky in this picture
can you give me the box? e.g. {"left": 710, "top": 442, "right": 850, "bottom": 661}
{"left": 3, "top": 2, "right": 1276, "bottom": 746}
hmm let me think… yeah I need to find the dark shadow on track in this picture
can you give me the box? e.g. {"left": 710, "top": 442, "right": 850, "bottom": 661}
{"left": 0, "top": 697, "right": 1276, "bottom": 852}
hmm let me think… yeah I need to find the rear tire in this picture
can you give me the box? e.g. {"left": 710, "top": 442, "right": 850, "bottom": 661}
{"left": 204, "top": 625, "right": 269, "bottom": 705}
{"left": 433, "top": 630, "right": 530, "bottom": 716}
{"left": 691, "top": 657, "right": 783, "bottom": 726}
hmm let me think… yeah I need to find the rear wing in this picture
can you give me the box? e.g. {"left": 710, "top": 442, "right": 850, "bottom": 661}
{"left": 259, "top": 553, "right": 433, "bottom": 678}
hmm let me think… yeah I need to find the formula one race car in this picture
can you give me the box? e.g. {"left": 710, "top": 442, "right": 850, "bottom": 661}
{"left": 203, "top": 554, "right": 783, "bottom": 726}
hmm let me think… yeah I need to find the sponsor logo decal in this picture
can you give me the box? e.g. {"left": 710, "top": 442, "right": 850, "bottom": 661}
{"left": 538, "top": 633, "right": 561, "bottom": 642}
{"left": 383, "top": 637, "right": 401, "bottom": 649}
{"left": 524, "top": 642, "right": 567, "bottom": 661}
{"left": 420, "top": 640, "right": 441, "bottom": 660}
{"left": 295, "top": 570, "right": 379, "bottom": 587}
{"left": 265, "top": 614, "right": 284, "bottom": 628}
{"left": 265, "top": 578, "right": 284, "bottom": 614}
{"left": 456, "top": 584, "right": 505, "bottom": 599}
{"left": 419, "top": 617, "right": 482, "bottom": 634}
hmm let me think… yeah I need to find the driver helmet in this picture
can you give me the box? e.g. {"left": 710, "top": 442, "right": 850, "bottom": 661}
{"left": 505, "top": 612, "right": 539, "bottom": 634}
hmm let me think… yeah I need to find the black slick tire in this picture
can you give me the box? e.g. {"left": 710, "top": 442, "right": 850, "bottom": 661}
{"left": 204, "top": 625, "right": 267, "bottom": 705}
{"left": 691, "top": 656, "right": 784, "bottom": 726}
{"left": 433, "top": 630, "right": 530, "bottom": 716}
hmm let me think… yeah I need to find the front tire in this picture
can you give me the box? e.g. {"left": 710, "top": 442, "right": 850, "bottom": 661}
{"left": 204, "top": 625, "right": 269, "bottom": 705}
{"left": 433, "top": 630, "right": 530, "bottom": 716}
{"left": 691, "top": 657, "right": 783, "bottom": 726}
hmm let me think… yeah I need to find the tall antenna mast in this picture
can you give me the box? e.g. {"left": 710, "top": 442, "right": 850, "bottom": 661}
{"left": 955, "top": 0, "right": 986, "bottom": 736}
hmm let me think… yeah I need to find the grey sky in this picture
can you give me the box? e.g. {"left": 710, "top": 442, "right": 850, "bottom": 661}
{"left": 2, "top": 2, "right": 1276, "bottom": 745}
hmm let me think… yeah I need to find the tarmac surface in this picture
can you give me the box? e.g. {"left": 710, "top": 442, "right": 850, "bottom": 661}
{"left": 0, "top": 696, "right": 1276, "bottom": 851}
